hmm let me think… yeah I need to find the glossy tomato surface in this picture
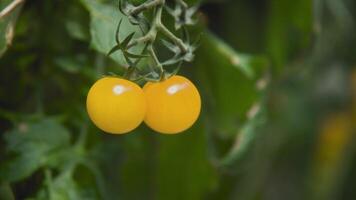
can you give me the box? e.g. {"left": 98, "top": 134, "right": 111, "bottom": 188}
{"left": 143, "top": 75, "right": 201, "bottom": 134}
{"left": 86, "top": 77, "right": 146, "bottom": 134}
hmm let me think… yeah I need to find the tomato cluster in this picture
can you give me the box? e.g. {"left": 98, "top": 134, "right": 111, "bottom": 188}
{"left": 86, "top": 75, "right": 201, "bottom": 134}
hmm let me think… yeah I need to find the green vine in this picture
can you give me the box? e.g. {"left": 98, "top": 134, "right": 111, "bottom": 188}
{"left": 108, "top": 0, "right": 199, "bottom": 82}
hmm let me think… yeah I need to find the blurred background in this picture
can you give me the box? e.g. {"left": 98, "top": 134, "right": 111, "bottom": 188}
{"left": 1, "top": 0, "right": 356, "bottom": 199}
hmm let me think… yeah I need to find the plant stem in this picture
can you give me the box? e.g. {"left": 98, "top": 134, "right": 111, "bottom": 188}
{"left": 81, "top": 160, "right": 109, "bottom": 200}
{"left": 44, "top": 168, "right": 54, "bottom": 200}
{"left": 0, "top": 0, "right": 25, "bottom": 19}
{"left": 115, "top": 0, "right": 194, "bottom": 80}
{"left": 176, "top": 0, "right": 188, "bottom": 8}
{"left": 128, "top": 1, "right": 187, "bottom": 54}
{"left": 127, "top": 32, "right": 155, "bottom": 49}
{"left": 130, "top": 0, "right": 164, "bottom": 16}
{"left": 75, "top": 121, "right": 88, "bottom": 149}
{"left": 148, "top": 44, "right": 163, "bottom": 73}
{"left": 158, "top": 24, "right": 187, "bottom": 53}
{"left": 155, "top": 2, "right": 187, "bottom": 53}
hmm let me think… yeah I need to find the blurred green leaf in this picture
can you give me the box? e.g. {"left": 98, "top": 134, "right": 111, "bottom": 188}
{"left": 36, "top": 172, "right": 83, "bottom": 200}
{"left": 120, "top": 122, "right": 217, "bottom": 200}
{"left": 0, "top": 0, "right": 355, "bottom": 199}
{"left": 0, "top": 119, "right": 71, "bottom": 182}
{"left": 54, "top": 56, "right": 85, "bottom": 73}
{"left": 155, "top": 121, "right": 217, "bottom": 200}
{"left": 205, "top": 32, "right": 268, "bottom": 79}
{"left": 194, "top": 32, "right": 268, "bottom": 137}
{"left": 66, "top": 20, "right": 89, "bottom": 41}
{"left": 119, "top": 131, "right": 156, "bottom": 199}
{"left": 64, "top": 1, "right": 90, "bottom": 41}
{"left": 80, "top": 0, "right": 143, "bottom": 67}
{"left": 266, "top": 0, "right": 312, "bottom": 73}
{"left": 220, "top": 105, "right": 266, "bottom": 167}
{"left": 0, "top": 183, "right": 14, "bottom": 200}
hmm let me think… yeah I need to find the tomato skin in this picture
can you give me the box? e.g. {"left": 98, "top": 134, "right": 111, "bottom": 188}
{"left": 86, "top": 77, "right": 146, "bottom": 134}
{"left": 143, "top": 75, "right": 201, "bottom": 134}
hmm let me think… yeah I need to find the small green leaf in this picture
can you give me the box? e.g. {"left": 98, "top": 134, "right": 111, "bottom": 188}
{"left": 107, "top": 45, "right": 121, "bottom": 56}
{"left": 121, "top": 32, "right": 135, "bottom": 48}
{"left": 123, "top": 53, "right": 134, "bottom": 66}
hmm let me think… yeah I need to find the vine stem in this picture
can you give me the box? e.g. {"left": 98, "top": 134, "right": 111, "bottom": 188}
{"left": 44, "top": 168, "right": 54, "bottom": 200}
{"left": 127, "top": 0, "right": 188, "bottom": 53}
{"left": 175, "top": 0, "right": 188, "bottom": 8}
{"left": 148, "top": 44, "right": 163, "bottom": 73}
{"left": 80, "top": 160, "right": 109, "bottom": 200}
{"left": 114, "top": 0, "right": 194, "bottom": 81}
{"left": 155, "top": 2, "right": 188, "bottom": 53}
{"left": 74, "top": 121, "right": 88, "bottom": 149}
{"left": 158, "top": 24, "right": 187, "bottom": 53}
{"left": 0, "top": 0, "right": 25, "bottom": 19}
{"left": 130, "top": 0, "right": 164, "bottom": 16}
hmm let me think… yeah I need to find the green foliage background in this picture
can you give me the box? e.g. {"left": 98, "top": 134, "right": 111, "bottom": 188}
{"left": 1, "top": 0, "right": 356, "bottom": 199}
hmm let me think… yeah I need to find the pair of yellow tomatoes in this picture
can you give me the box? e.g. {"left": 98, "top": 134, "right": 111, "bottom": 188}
{"left": 86, "top": 75, "right": 201, "bottom": 134}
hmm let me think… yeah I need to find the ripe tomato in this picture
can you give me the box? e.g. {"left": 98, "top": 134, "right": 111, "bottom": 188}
{"left": 86, "top": 77, "right": 146, "bottom": 134}
{"left": 143, "top": 75, "right": 201, "bottom": 134}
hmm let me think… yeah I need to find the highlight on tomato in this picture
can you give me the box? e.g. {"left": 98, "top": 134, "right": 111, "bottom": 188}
{"left": 86, "top": 77, "right": 146, "bottom": 134}
{"left": 143, "top": 75, "right": 201, "bottom": 134}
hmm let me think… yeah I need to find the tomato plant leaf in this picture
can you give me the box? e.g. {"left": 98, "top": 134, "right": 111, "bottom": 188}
{"left": 194, "top": 32, "right": 268, "bottom": 137}
{"left": 36, "top": 172, "right": 84, "bottom": 200}
{"left": 0, "top": 119, "right": 71, "bottom": 182}
{"left": 205, "top": 32, "right": 268, "bottom": 79}
{"left": 266, "top": 0, "right": 312, "bottom": 73}
{"left": 220, "top": 106, "right": 267, "bottom": 167}
{"left": 80, "top": 0, "right": 143, "bottom": 67}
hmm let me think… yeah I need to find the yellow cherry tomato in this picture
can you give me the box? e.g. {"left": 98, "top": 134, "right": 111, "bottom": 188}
{"left": 86, "top": 77, "right": 146, "bottom": 134}
{"left": 143, "top": 75, "right": 201, "bottom": 134}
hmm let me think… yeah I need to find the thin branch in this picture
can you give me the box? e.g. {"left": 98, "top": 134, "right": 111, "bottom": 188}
{"left": 175, "top": 0, "right": 188, "bottom": 8}
{"left": 156, "top": 3, "right": 187, "bottom": 53}
{"left": 0, "top": 0, "right": 25, "bottom": 20}
{"left": 130, "top": 0, "right": 164, "bottom": 16}
{"left": 158, "top": 24, "right": 187, "bottom": 53}
{"left": 127, "top": 3, "right": 164, "bottom": 49}
{"left": 113, "top": 0, "right": 194, "bottom": 81}
{"left": 127, "top": 32, "right": 155, "bottom": 49}
{"left": 148, "top": 44, "right": 163, "bottom": 73}
{"left": 44, "top": 168, "right": 54, "bottom": 200}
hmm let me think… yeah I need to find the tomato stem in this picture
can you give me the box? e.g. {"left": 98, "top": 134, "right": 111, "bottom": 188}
{"left": 112, "top": 0, "right": 198, "bottom": 82}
